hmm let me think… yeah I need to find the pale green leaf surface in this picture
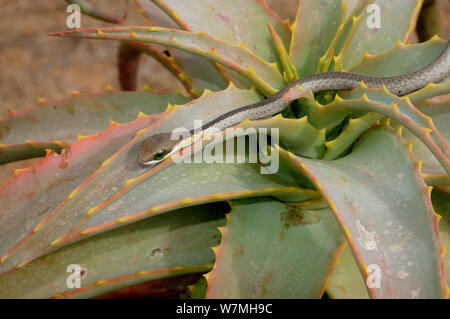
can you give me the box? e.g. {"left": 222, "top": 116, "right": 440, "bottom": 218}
{"left": 206, "top": 198, "right": 345, "bottom": 298}
{"left": 0, "top": 203, "right": 225, "bottom": 299}
{"left": 149, "top": 0, "right": 291, "bottom": 66}
{"left": 0, "top": 101, "right": 176, "bottom": 274}
{"left": 340, "top": 0, "right": 422, "bottom": 70}
{"left": 0, "top": 86, "right": 307, "bottom": 274}
{"left": 349, "top": 37, "right": 447, "bottom": 75}
{"left": 240, "top": 114, "right": 326, "bottom": 159}
{"left": 0, "top": 91, "right": 186, "bottom": 145}
{"left": 69, "top": 158, "right": 318, "bottom": 243}
{"left": 289, "top": 0, "right": 343, "bottom": 77}
{"left": 279, "top": 127, "right": 447, "bottom": 298}
{"left": 0, "top": 91, "right": 189, "bottom": 164}
{"left": 290, "top": 85, "right": 450, "bottom": 175}
{"left": 326, "top": 245, "right": 369, "bottom": 299}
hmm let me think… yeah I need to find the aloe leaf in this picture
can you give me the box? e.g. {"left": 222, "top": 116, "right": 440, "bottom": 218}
{"left": 239, "top": 115, "right": 326, "bottom": 159}
{"left": 278, "top": 126, "right": 447, "bottom": 298}
{"left": 267, "top": 22, "right": 297, "bottom": 82}
{"left": 0, "top": 159, "right": 40, "bottom": 188}
{"left": 326, "top": 245, "right": 369, "bottom": 299}
{"left": 132, "top": 0, "right": 232, "bottom": 94}
{"left": 62, "top": 149, "right": 318, "bottom": 243}
{"left": 1, "top": 86, "right": 253, "bottom": 272}
{"left": 66, "top": 0, "right": 128, "bottom": 24}
{"left": 289, "top": 0, "right": 343, "bottom": 77}
{"left": 0, "top": 203, "right": 225, "bottom": 299}
{"left": 0, "top": 85, "right": 318, "bottom": 274}
{"left": 349, "top": 36, "right": 447, "bottom": 75}
{"left": 403, "top": 98, "right": 450, "bottom": 185}
{"left": 0, "top": 91, "right": 189, "bottom": 164}
{"left": 205, "top": 198, "right": 345, "bottom": 298}
{"left": 338, "top": 0, "right": 423, "bottom": 70}
{"left": 317, "top": 0, "right": 372, "bottom": 72}
{"left": 148, "top": 0, "right": 291, "bottom": 68}
{"left": 323, "top": 112, "right": 383, "bottom": 160}
{"left": 0, "top": 111, "right": 168, "bottom": 273}
{"left": 0, "top": 91, "right": 189, "bottom": 273}
{"left": 407, "top": 83, "right": 450, "bottom": 103}
{"left": 322, "top": 38, "right": 450, "bottom": 161}
{"left": 133, "top": 0, "right": 179, "bottom": 28}
{"left": 285, "top": 85, "right": 450, "bottom": 175}
{"left": 50, "top": 27, "right": 285, "bottom": 96}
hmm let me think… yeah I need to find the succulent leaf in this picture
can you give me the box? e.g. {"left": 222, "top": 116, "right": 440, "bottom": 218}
{"left": 0, "top": 203, "right": 225, "bottom": 298}
{"left": 239, "top": 115, "right": 326, "bottom": 159}
{"left": 205, "top": 198, "right": 345, "bottom": 298}
{"left": 339, "top": 0, "right": 423, "bottom": 70}
{"left": 326, "top": 245, "right": 369, "bottom": 299}
{"left": 350, "top": 36, "right": 447, "bottom": 74}
{"left": 51, "top": 27, "right": 285, "bottom": 96}
{"left": 323, "top": 112, "right": 383, "bottom": 160}
{"left": 287, "top": 85, "right": 450, "bottom": 175}
{"left": 132, "top": 0, "right": 237, "bottom": 93}
{"left": 329, "top": 189, "right": 450, "bottom": 299}
{"left": 278, "top": 126, "right": 447, "bottom": 298}
{"left": 0, "top": 91, "right": 189, "bottom": 164}
{"left": 402, "top": 98, "right": 450, "bottom": 181}
{"left": 267, "top": 22, "right": 297, "bottom": 82}
{"left": 1, "top": 0, "right": 449, "bottom": 299}
{"left": 0, "top": 85, "right": 319, "bottom": 274}
{"left": 0, "top": 111, "right": 169, "bottom": 273}
{"left": 289, "top": 0, "right": 343, "bottom": 77}
{"left": 318, "top": 0, "right": 372, "bottom": 72}
{"left": 148, "top": 0, "right": 291, "bottom": 69}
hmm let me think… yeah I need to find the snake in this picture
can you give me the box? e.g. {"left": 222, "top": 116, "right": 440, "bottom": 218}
{"left": 138, "top": 40, "right": 450, "bottom": 166}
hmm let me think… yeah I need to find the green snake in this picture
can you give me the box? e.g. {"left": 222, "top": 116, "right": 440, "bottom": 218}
{"left": 138, "top": 40, "right": 450, "bottom": 166}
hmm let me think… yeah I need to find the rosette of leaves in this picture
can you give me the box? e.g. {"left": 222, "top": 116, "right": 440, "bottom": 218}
{"left": 0, "top": 0, "right": 449, "bottom": 299}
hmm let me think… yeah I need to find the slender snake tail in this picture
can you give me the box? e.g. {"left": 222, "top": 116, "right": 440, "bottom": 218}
{"left": 138, "top": 40, "right": 450, "bottom": 165}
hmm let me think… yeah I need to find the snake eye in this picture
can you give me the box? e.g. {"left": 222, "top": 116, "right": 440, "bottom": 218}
{"left": 153, "top": 149, "right": 167, "bottom": 160}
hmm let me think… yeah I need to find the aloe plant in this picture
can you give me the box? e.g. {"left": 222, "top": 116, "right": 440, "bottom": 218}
{"left": 0, "top": 0, "right": 449, "bottom": 299}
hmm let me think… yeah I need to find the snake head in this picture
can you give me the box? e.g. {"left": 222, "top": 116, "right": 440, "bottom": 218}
{"left": 138, "top": 133, "right": 182, "bottom": 166}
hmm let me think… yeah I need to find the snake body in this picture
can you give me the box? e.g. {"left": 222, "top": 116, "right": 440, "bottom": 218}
{"left": 138, "top": 40, "right": 450, "bottom": 165}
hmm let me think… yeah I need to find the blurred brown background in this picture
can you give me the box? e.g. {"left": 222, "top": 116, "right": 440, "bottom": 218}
{"left": 0, "top": 0, "right": 449, "bottom": 111}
